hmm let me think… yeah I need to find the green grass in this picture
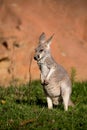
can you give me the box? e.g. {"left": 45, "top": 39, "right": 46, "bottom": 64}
{"left": 0, "top": 81, "right": 87, "bottom": 130}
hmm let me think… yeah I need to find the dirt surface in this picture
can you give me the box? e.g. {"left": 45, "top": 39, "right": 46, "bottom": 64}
{"left": 0, "top": 0, "right": 87, "bottom": 86}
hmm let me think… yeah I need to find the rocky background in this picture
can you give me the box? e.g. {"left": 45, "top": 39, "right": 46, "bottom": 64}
{"left": 0, "top": 0, "right": 87, "bottom": 86}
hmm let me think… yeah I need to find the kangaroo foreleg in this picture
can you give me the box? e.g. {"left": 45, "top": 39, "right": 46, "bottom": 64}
{"left": 44, "top": 67, "right": 55, "bottom": 83}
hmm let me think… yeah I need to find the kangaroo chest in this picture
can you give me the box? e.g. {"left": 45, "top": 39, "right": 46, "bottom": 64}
{"left": 38, "top": 62, "right": 49, "bottom": 77}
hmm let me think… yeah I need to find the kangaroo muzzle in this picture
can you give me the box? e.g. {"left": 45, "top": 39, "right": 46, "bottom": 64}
{"left": 34, "top": 55, "right": 40, "bottom": 61}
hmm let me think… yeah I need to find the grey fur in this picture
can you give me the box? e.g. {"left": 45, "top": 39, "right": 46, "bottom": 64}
{"left": 34, "top": 33, "right": 74, "bottom": 111}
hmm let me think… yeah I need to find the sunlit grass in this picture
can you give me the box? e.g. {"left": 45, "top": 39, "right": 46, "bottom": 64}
{"left": 0, "top": 81, "right": 87, "bottom": 130}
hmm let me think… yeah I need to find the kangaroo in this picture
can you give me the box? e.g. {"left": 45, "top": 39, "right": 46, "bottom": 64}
{"left": 34, "top": 32, "right": 73, "bottom": 111}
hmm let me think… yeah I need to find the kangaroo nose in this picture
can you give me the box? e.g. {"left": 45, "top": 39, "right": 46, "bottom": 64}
{"left": 34, "top": 55, "right": 39, "bottom": 60}
{"left": 34, "top": 56, "right": 37, "bottom": 60}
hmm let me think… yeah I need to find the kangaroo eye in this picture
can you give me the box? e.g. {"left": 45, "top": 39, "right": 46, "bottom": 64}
{"left": 40, "top": 49, "right": 43, "bottom": 52}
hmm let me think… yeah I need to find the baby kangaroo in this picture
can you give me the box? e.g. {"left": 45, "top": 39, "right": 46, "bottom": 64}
{"left": 34, "top": 32, "right": 73, "bottom": 111}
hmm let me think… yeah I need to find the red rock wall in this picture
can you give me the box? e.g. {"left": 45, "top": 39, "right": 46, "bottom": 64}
{"left": 0, "top": 0, "right": 87, "bottom": 86}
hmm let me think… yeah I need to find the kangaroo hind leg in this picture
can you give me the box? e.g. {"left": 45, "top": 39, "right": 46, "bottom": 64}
{"left": 47, "top": 96, "right": 53, "bottom": 109}
{"left": 62, "top": 91, "right": 70, "bottom": 111}
{"left": 61, "top": 84, "right": 71, "bottom": 111}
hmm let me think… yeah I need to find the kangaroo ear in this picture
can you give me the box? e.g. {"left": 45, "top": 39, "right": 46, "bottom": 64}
{"left": 39, "top": 32, "right": 46, "bottom": 43}
{"left": 46, "top": 33, "right": 54, "bottom": 47}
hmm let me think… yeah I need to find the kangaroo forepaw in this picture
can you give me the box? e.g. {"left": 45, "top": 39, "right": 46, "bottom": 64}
{"left": 41, "top": 80, "right": 49, "bottom": 86}
{"left": 44, "top": 80, "right": 49, "bottom": 85}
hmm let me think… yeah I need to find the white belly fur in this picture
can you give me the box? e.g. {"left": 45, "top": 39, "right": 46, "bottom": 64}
{"left": 41, "top": 64, "right": 49, "bottom": 77}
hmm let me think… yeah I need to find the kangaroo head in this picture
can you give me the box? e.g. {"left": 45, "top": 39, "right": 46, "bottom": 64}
{"left": 34, "top": 32, "right": 54, "bottom": 61}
